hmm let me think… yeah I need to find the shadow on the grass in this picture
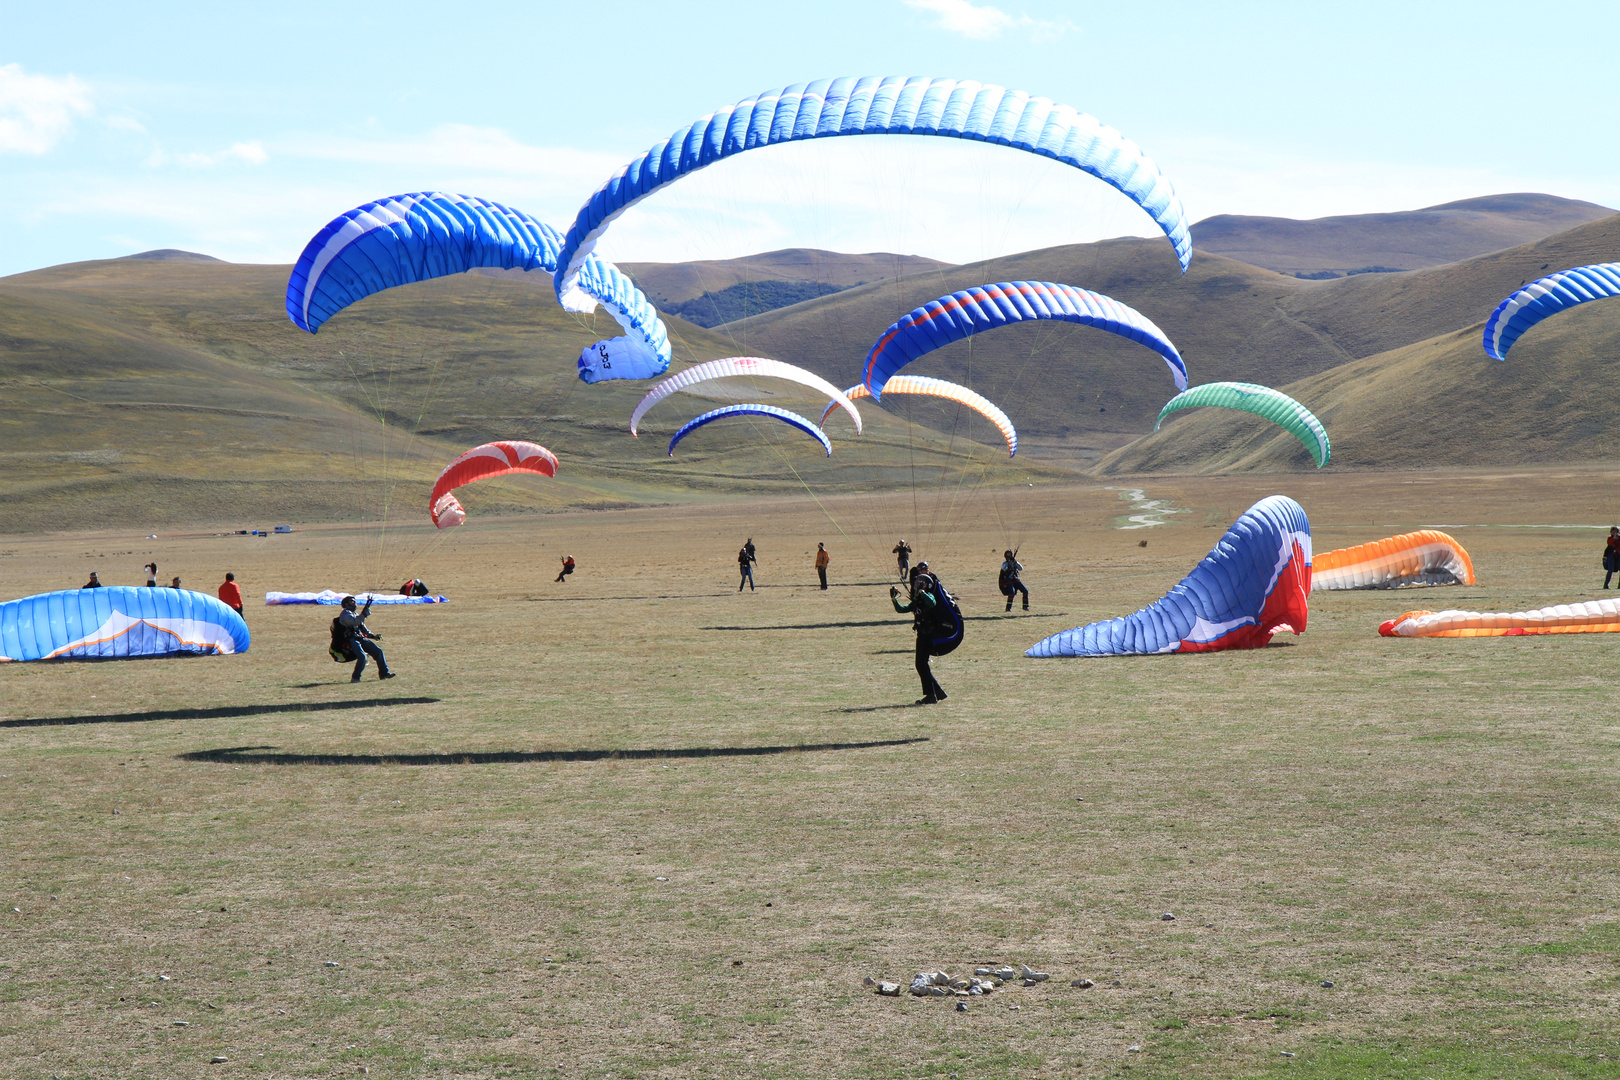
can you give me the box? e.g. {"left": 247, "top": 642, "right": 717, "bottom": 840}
{"left": 706, "top": 613, "right": 1066, "bottom": 631}
{"left": 2, "top": 697, "right": 439, "bottom": 729}
{"left": 179, "top": 736, "right": 930, "bottom": 767}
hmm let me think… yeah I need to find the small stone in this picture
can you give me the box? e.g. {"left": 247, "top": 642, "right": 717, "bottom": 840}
{"left": 1008, "top": 1004, "right": 1020, "bottom": 1010}
{"left": 993, "top": 966, "right": 1017, "bottom": 980}
{"left": 1019, "top": 965, "right": 1050, "bottom": 982}
{"left": 219, "top": 907, "right": 227, "bottom": 912}
{"left": 968, "top": 986, "right": 983, "bottom": 995}
{"left": 952, "top": 988, "right": 969, "bottom": 997}
{"left": 324, "top": 961, "right": 340, "bottom": 968}
{"left": 211, "top": 1056, "right": 228, "bottom": 1064}
{"left": 955, "top": 1000, "right": 968, "bottom": 1011}
{"left": 159, "top": 975, "right": 171, "bottom": 981}
{"left": 1161, "top": 913, "right": 1176, "bottom": 921}
{"left": 1281, "top": 1051, "right": 1295, "bottom": 1058}
{"left": 1071, "top": 978, "right": 1095, "bottom": 989}
{"left": 931, "top": 971, "right": 952, "bottom": 986}
{"left": 173, "top": 1020, "right": 189, "bottom": 1027}
{"left": 10, "top": 907, "right": 18, "bottom": 913}
{"left": 949, "top": 976, "right": 971, "bottom": 989}
{"left": 876, "top": 981, "right": 901, "bottom": 996}
{"left": 1127, "top": 1044, "right": 1140, "bottom": 1053}
{"left": 654, "top": 876, "right": 667, "bottom": 882}
{"left": 862, "top": 976, "right": 876, "bottom": 987}
{"left": 973, "top": 967, "right": 992, "bottom": 976}
{"left": 1320, "top": 980, "right": 1334, "bottom": 988}
{"left": 732, "top": 960, "right": 743, "bottom": 967}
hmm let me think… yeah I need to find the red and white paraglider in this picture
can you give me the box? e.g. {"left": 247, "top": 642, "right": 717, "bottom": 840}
{"left": 429, "top": 441, "right": 559, "bottom": 528}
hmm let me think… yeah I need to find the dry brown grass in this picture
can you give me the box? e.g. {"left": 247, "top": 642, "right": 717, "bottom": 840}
{"left": 3, "top": 470, "right": 1620, "bottom": 1078}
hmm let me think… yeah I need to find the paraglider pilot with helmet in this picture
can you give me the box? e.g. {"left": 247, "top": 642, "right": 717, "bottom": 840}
{"left": 331, "top": 596, "right": 396, "bottom": 682}
{"left": 891, "top": 560, "right": 962, "bottom": 705}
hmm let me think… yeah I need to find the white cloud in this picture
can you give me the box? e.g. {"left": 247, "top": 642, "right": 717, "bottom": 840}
{"left": 902, "top": 0, "right": 1075, "bottom": 42}
{"left": 0, "top": 63, "right": 93, "bottom": 155}
{"left": 145, "top": 140, "right": 270, "bottom": 168}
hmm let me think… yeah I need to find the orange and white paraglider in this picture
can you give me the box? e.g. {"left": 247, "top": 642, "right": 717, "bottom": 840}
{"left": 429, "top": 441, "right": 558, "bottom": 528}
{"left": 1313, "top": 530, "right": 1474, "bottom": 591}
{"left": 1381, "top": 600, "right": 1620, "bottom": 638}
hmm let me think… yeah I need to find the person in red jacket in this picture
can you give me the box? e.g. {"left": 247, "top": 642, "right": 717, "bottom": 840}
{"left": 218, "top": 572, "right": 244, "bottom": 614}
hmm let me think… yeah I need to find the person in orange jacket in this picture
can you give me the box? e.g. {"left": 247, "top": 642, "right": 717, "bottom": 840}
{"left": 218, "top": 572, "right": 244, "bottom": 615}
{"left": 815, "top": 543, "right": 830, "bottom": 590}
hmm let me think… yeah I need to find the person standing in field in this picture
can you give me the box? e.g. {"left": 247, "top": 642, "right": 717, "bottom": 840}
{"left": 333, "top": 595, "right": 395, "bottom": 682}
{"left": 143, "top": 562, "right": 157, "bottom": 587}
{"left": 815, "top": 543, "right": 830, "bottom": 590}
{"left": 218, "top": 572, "right": 244, "bottom": 615}
{"left": 82, "top": 572, "right": 103, "bottom": 589}
{"left": 169, "top": 576, "right": 182, "bottom": 590}
{"left": 1604, "top": 527, "right": 1620, "bottom": 588}
{"left": 556, "top": 555, "right": 575, "bottom": 583}
{"left": 999, "top": 550, "right": 1029, "bottom": 612}
{"left": 738, "top": 542, "right": 757, "bottom": 591}
{"left": 893, "top": 539, "right": 911, "bottom": 580}
{"left": 891, "top": 561, "right": 947, "bottom": 704}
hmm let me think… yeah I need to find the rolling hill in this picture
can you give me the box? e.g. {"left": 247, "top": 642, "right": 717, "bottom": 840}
{"left": 1192, "top": 193, "right": 1613, "bottom": 277}
{"left": 0, "top": 258, "right": 1046, "bottom": 532}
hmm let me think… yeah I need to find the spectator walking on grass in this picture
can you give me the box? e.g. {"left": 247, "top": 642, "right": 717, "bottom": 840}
{"left": 815, "top": 543, "right": 830, "bottom": 590}
{"left": 738, "top": 542, "right": 757, "bottom": 591}
{"left": 1605, "top": 527, "right": 1620, "bottom": 589}
{"left": 218, "top": 572, "right": 243, "bottom": 615}
{"left": 333, "top": 595, "right": 395, "bottom": 682}
{"left": 82, "top": 572, "right": 103, "bottom": 589}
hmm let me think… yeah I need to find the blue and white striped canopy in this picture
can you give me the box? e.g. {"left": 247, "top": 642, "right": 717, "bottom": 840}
{"left": 1483, "top": 263, "right": 1620, "bottom": 360}
{"left": 0, "top": 587, "right": 250, "bottom": 662}
{"left": 667, "top": 404, "right": 832, "bottom": 457}
{"left": 553, "top": 77, "right": 1192, "bottom": 311}
{"left": 1027, "top": 495, "right": 1312, "bottom": 657}
{"left": 863, "top": 281, "right": 1187, "bottom": 397}
{"left": 286, "top": 192, "right": 669, "bottom": 382}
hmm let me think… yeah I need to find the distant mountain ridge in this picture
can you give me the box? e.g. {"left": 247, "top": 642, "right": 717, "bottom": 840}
{"left": 1193, "top": 193, "right": 1613, "bottom": 277}
{"left": 119, "top": 249, "right": 224, "bottom": 263}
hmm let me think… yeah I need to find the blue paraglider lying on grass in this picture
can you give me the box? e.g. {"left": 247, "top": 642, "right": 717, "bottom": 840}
{"left": 1027, "top": 495, "right": 1311, "bottom": 657}
{"left": 0, "top": 587, "right": 250, "bottom": 661}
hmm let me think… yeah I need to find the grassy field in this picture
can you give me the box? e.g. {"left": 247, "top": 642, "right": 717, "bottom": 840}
{"left": 4, "top": 469, "right": 1620, "bottom": 1078}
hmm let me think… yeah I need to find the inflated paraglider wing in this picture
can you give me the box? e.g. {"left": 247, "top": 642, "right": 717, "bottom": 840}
{"left": 1483, "top": 263, "right": 1620, "bottom": 360}
{"left": 1154, "top": 382, "right": 1330, "bottom": 468}
{"left": 631, "top": 357, "right": 861, "bottom": 435}
{"left": 1027, "top": 495, "right": 1311, "bottom": 657}
{"left": 822, "top": 376, "right": 1017, "bottom": 456}
{"left": 284, "top": 191, "right": 669, "bottom": 381}
{"left": 429, "top": 440, "right": 559, "bottom": 528}
{"left": 554, "top": 76, "right": 1191, "bottom": 311}
{"left": 1314, "top": 530, "right": 1474, "bottom": 591}
{"left": 1380, "top": 599, "right": 1620, "bottom": 638}
{"left": 0, "top": 587, "right": 250, "bottom": 661}
{"left": 863, "top": 282, "right": 1186, "bottom": 397}
{"left": 666, "top": 404, "right": 832, "bottom": 457}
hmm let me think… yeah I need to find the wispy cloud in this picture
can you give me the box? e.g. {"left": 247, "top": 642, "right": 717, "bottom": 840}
{"left": 902, "top": 0, "right": 1075, "bottom": 42}
{"left": 147, "top": 140, "right": 269, "bottom": 168}
{"left": 0, "top": 63, "right": 93, "bottom": 155}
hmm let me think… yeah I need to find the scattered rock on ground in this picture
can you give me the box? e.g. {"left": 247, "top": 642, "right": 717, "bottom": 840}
{"left": 1320, "top": 980, "right": 1334, "bottom": 988}
{"left": 211, "top": 1056, "right": 228, "bottom": 1064}
{"left": 876, "top": 981, "right": 901, "bottom": 996}
{"left": 1127, "top": 1045, "right": 1141, "bottom": 1053}
{"left": 324, "top": 961, "right": 340, "bottom": 968}
{"left": 955, "top": 1000, "right": 968, "bottom": 1011}
{"left": 1020, "top": 965, "right": 1050, "bottom": 982}
{"left": 1071, "top": 978, "right": 1095, "bottom": 989}
{"left": 1161, "top": 913, "right": 1176, "bottom": 921}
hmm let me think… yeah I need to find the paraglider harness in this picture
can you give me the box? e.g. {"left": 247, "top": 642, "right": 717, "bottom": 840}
{"left": 399, "top": 578, "right": 430, "bottom": 597}
{"left": 329, "top": 616, "right": 357, "bottom": 663}
{"left": 915, "top": 572, "right": 965, "bottom": 657}
{"left": 998, "top": 547, "right": 1021, "bottom": 597}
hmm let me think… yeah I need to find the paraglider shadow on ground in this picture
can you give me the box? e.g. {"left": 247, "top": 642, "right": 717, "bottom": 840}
{"left": 2, "top": 697, "right": 439, "bottom": 730}
{"left": 705, "top": 613, "right": 1067, "bottom": 632}
{"left": 527, "top": 582, "right": 899, "bottom": 603}
{"left": 179, "top": 736, "right": 929, "bottom": 767}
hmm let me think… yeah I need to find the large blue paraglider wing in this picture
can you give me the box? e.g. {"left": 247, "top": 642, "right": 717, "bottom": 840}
{"left": 863, "top": 281, "right": 1186, "bottom": 396}
{"left": 285, "top": 191, "right": 669, "bottom": 382}
{"left": 666, "top": 404, "right": 833, "bottom": 457}
{"left": 0, "top": 587, "right": 251, "bottom": 662}
{"left": 1027, "top": 496, "right": 1311, "bottom": 657}
{"left": 1482, "top": 263, "right": 1620, "bottom": 360}
{"left": 554, "top": 76, "right": 1191, "bottom": 309}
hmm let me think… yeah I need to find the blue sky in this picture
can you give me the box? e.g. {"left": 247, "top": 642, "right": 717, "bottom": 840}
{"left": 2, "top": 0, "right": 1615, "bottom": 276}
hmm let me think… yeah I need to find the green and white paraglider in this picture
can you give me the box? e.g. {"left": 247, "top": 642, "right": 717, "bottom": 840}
{"left": 1155, "top": 382, "right": 1330, "bottom": 468}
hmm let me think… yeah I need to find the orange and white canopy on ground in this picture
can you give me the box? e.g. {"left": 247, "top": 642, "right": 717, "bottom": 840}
{"left": 1312, "top": 530, "right": 1474, "bottom": 591}
{"left": 1381, "top": 600, "right": 1620, "bottom": 638}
